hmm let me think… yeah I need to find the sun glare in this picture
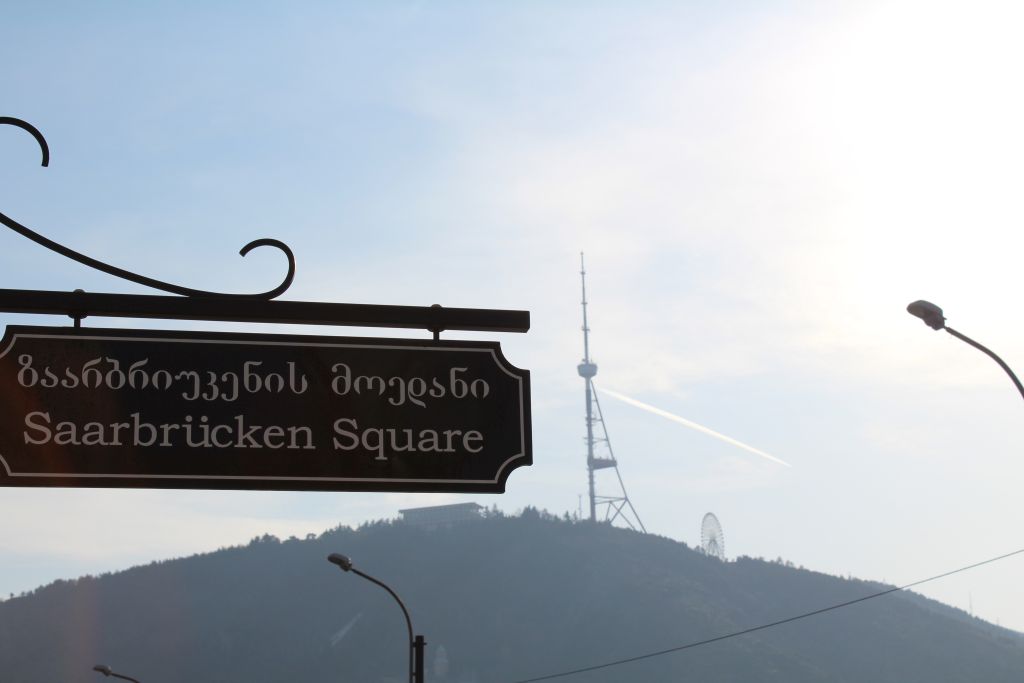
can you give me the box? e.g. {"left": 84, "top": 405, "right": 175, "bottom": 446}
{"left": 813, "top": 2, "right": 1024, "bottom": 344}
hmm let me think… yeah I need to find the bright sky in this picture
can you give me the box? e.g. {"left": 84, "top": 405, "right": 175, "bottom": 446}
{"left": 2, "top": 1, "right": 1023, "bottom": 634}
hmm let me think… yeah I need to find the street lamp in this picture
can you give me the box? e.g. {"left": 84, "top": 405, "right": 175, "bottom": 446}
{"left": 92, "top": 664, "right": 141, "bottom": 683}
{"left": 327, "top": 553, "right": 425, "bottom": 683}
{"left": 906, "top": 299, "right": 1024, "bottom": 401}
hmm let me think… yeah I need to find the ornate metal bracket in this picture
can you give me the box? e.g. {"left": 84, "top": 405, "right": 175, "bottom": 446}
{"left": 0, "top": 118, "right": 529, "bottom": 335}
{"left": 0, "top": 117, "right": 294, "bottom": 299}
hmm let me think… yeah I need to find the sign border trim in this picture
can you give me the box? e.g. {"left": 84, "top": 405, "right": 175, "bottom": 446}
{"left": 0, "top": 326, "right": 531, "bottom": 490}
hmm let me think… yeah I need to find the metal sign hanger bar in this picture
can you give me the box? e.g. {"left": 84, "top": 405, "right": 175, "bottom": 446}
{"left": 0, "top": 288, "right": 529, "bottom": 333}
{"left": 0, "top": 118, "right": 528, "bottom": 335}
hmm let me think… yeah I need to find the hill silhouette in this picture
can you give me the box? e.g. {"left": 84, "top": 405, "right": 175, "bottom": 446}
{"left": 0, "top": 508, "right": 1021, "bottom": 682}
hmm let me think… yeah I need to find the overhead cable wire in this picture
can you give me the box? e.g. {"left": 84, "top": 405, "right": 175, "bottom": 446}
{"left": 508, "top": 546, "right": 1024, "bottom": 683}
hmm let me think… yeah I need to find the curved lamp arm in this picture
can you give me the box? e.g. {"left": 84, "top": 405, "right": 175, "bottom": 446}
{"left": 328, "top": 553, "right": 421, "bottom": 683}
{"left": 93, "top": 664, "right": 141, "bottom": 683}
{"left": 907, "top": 299, "right": 1024, "bottom": 402}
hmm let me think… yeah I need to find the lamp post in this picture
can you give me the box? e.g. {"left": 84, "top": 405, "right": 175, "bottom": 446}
{"left": 327, "top": 553, "right": 425, "bottom": 683}
{"left": 92, "top": 664, "right": 141, "bottom": 683}
{"left": 906, "top": 299, "right": 1024, "bottom": 402}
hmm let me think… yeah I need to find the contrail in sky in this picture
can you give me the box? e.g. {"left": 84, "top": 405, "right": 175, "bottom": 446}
{"left": 329, "top": 612, "right": 363, "bottom": 648}
{"left": 597, "top": 387, "right": 792, "bottom": 468}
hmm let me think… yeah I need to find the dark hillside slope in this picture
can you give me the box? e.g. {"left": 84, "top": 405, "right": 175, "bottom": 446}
{"left": 0, "top": 511, "right": 1021, "bottom": 682}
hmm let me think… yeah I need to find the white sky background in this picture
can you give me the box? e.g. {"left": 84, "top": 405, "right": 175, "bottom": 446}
{"left": 2, "top": 0, "right": 1023, "bottom": 635}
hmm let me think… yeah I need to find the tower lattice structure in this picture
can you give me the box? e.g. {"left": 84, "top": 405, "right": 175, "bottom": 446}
{"left": 577, "top": 254, "right": 645, "bottom": 532}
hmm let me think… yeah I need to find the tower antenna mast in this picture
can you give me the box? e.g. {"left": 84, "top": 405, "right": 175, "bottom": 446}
{"left": 577, "top": 253, "right": 645, "bottom": 531}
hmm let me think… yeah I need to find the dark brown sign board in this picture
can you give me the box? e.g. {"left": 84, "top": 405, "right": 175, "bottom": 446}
{"left": 0, "top": 326, "right": 531, "bottom": 492}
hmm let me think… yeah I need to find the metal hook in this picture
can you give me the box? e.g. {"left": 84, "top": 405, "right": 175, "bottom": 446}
{"left": 1, "top": 117, "right": 296, "bottom": 299}
{"left": 0, "top": 117, "right": 48, "bottom": 166}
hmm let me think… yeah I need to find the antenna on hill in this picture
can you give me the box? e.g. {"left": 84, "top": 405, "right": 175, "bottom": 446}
{"left": 578, "top": 253, "right": 645, "bottom": 532}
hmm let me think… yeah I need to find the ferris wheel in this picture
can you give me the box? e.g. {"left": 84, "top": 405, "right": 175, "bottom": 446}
{"left": 701, "top": 512, "right": 725, "bottom": 561}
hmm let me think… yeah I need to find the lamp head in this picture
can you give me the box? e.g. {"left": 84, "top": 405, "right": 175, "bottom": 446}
{"left": 93, "top": 665, "right": 113, "bottom": 676}
{"left": 327, "top": 553, "right": 353, "bottom": 571}
{"left": 907, "top": 300, "right": 946, "bottom": 330}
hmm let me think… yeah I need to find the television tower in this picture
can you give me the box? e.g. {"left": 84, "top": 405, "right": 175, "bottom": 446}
{"left": 578, "top": 253, "right": 645, "bottom": 532}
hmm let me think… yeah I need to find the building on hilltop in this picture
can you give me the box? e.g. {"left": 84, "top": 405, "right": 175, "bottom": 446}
{"left": 398, "top": 503, "right": 483, "bottom": 529}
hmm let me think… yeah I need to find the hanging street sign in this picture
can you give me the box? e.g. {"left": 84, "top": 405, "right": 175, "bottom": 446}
{"left": 0, "top": 326, "right": 532, "bottom": 492}
{"left": 0, "top": 116, "right": 533, "bottom": 494}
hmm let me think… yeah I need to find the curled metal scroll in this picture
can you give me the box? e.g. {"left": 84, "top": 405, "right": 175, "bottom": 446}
{"left": 0, "top": 117, "right": 295, "bottom": 299}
